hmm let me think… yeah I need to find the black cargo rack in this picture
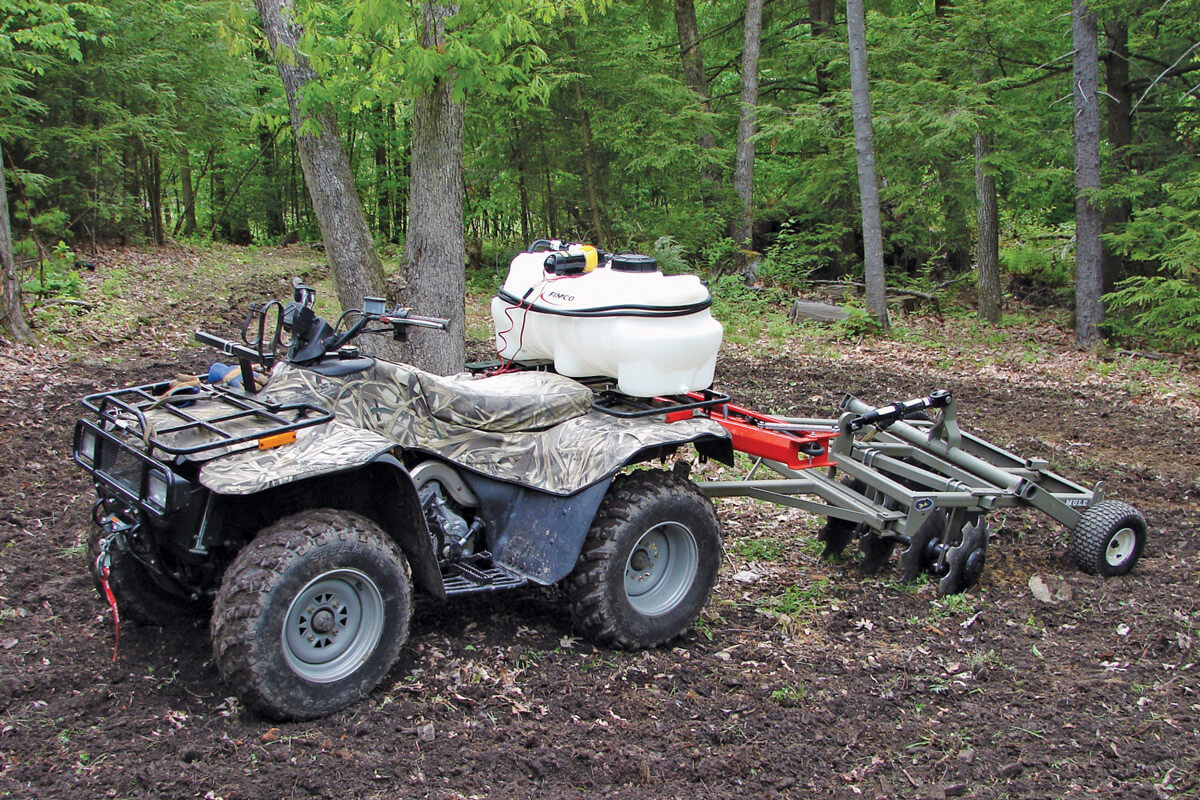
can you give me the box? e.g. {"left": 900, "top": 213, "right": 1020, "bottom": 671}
{"left": 591, "top": 388, "right": 731, "bottom": 419}
{"left": 80, "top": 379, "right": 334, "bottom": 457}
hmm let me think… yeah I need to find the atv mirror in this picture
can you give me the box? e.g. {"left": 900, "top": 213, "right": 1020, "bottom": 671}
{"left": 363, "top": 297, "right": 386, "bottom": 317}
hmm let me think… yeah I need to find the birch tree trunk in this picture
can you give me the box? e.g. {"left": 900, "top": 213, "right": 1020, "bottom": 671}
{"left": 846, "top": 0, "right": 890, "bottom": 332}
{"left": 733, "top": 0, "right": 763, "bottom": 254}
{"left": 254, "top": 0, "right": 396, "bottom": 357}
{"left": 1072, "top": 0, "right": 1103, "bottom": 349}
{"left": 402, "top": 1, "right": 465, "bottom": 375}
{"left": 0, "top": 140, "right": 32, "bottom": 341}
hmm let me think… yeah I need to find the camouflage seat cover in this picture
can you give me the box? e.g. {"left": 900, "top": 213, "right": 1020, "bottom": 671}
{"left": 199, "top": 359, "right": 729, "bottom": 496}
{"left": 418, "top": 370, "right": 593, "bottom": 433}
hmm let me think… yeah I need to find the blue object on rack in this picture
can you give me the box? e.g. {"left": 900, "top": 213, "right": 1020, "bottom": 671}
{"left": 207, "top": 362, "right": 244, "bottom": 388}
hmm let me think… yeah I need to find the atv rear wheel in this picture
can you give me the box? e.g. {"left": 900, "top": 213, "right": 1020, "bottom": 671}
{"left": 566, "top": 470, "right": 721, "bottom": 649}
{"left": 85, "top": 527, "right": 203, "bottom": 626}
{"left": 211, "top": 509, "right": 412, "bottom": 721}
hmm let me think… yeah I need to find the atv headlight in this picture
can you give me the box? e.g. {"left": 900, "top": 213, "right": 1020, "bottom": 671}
{"left": 147, "top": 470, "right": 169, "bottom": 510}
{"left": 77, "top": 428, "right": 97, "bottom": 466}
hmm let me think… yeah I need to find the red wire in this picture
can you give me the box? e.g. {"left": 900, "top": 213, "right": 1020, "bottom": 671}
{"left": 490, "top": 274, "right": 577, "bottom": 376}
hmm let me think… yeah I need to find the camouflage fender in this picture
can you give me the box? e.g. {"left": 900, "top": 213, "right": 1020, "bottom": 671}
{"left": 198, "top": 420, "right": 395, "bottom": 495}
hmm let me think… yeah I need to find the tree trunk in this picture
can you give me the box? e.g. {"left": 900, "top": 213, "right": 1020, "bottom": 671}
{"left": 571, "top": 76, "right": 607, "bottom": 244}
{"left": 178, "top": 147, "right": 197, "bottom": 237}
{"left": 148, "top": 150, "right": 166, "bottom": 245}
{"left": 846, "top": 0, "right": 890, "bottom": 332}
{"left": 808, "top": 0, "right": 836, "bottom": 97}
{"left": 261, "top": 126, "right": 286, "bottom": 239}
{"left": 254, "top": 0, "right": 393, "bottom": 352}
{"left": 542, "top": 137, "right": 557, "bottom": 235}
{"left": 975, "top": 131, "right": 1001, "bottom": 323}
{"left": 1072, "top": 0, "right": 1103, "bottom": 349}
{"left": 1102, "top": 18, "right": 1131, "bottom": 295}
{"left": 673, "top": 0, "right": 718, "bottom": 182}
{"left": 0, "top": 141, "right": 32, "bottom": 341}
{"left": 374, "top": 137, "right": 390, "bottom": 242}
{"left": 733, "top": 0, "right": 764, "bottom": 251}
{"left": 402, "top": 2, "right": 466, "bottom": 375}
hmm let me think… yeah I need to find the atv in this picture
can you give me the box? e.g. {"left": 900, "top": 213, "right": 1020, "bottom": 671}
{"left": 74, "top": 272, "right": 733, "bottom": 720}
{"left": 74, "top": 243, "right": 1148, "bottom": 721}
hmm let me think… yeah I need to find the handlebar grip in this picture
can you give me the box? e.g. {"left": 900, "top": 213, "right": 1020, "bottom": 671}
{"left": 380, "top": 310, "right": 450, "bottom": 331}
{"left": 846, "top": 390, "right": 951, "bottom": 433}
{"left": 404, "top": 314, "right": 450, "bottom": 330}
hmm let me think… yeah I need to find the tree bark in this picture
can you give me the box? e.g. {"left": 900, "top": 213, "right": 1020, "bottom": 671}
{"left": 255, "top": 0, "right": 394, "bottom": 354}
{"left": 573, "top": 78, "right": 607, "bottom": 244}
{"left": 402, "top": 2, "right": 465, "bottom": 374}
{"left": 148, "top": 150, "right": 166, "bottom": 245}
{"left": 673, "top": 0, "right": 718, "bottom": 182}
{"left": 0, "top": 141, "right": 32, "bottom": 341}
{"left": 1101, "top": 18, "right": 1131, "bottom": 295}
{"left": 178, "top": 147, "right": 198, "bottom": 237}
{"left": 846, "top": 0, "right": 890, "bottom": 332}
{"left": 808, "top": 0, "right": 836, "bottom": 97}
{"left": 733, "top": 0, "right": 764, "bottom": 251}
{"left": 1072, "top": 0, "right": 1103, "bottom": 349}
{"left": 975, "top": 130, "right": 1001, "bottom": 323}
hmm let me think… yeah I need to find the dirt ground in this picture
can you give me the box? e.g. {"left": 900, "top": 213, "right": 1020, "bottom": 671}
{"left": 1, "top": 246, "right": 1198, "bottom": 800}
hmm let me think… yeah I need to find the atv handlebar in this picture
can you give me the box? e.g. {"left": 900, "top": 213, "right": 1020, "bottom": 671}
{"left": 842, "top": 390, "right": 951, "bottom": 433}
{"left": 196, "top": 281, "right": 452, "bottom": 375}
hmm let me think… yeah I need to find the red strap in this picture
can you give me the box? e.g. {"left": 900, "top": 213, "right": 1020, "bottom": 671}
{"left": 99, "top": 566, "right": 120, "bottom": 663}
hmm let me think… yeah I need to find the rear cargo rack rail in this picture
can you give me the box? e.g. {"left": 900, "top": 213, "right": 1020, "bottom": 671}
{"left": 81, "top": 380, "right": 333, "bottom": 457}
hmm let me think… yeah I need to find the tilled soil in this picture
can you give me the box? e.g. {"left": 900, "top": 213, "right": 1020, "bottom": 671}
{"left": 1, "top": 250, "right": 1198, "bottom": 799}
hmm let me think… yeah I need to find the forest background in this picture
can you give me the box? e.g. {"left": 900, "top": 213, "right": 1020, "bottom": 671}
{"left": 1, "top": 0, "right": 1198, "bottom": 358}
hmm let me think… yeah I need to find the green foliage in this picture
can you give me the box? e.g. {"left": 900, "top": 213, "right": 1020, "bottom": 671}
{"left": 831, "top": 306, "right": 881, "bottom": 339}
{"left": 651, "top": 235, "right": 687, "bottom": 274}
{"left": 766, "top": 579, "right": 830, "bottom": 617}
{"left": 1000, "top": 224, "right": 1075, "bottom": 291}
{"left": 1105, "top": 275, "right": 1200, "bottom": 351}
{"left": 733, "top": 537, "right": 786, "bottom": 562}
{"left": 2, "top": 0, "right": 1199, "bottom": 354}
{"left": 22, "top": 240, "right": 83, "bottom": 298}
{"left": 1102, "top": 164, "right": 1200, "bottom": 350}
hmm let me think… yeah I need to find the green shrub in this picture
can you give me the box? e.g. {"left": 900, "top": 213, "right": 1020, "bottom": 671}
{"left": 22, "top": 240, "right": 83, "bottom": 299}
{"left": 1104, "top": 273, "right": 1200, "bottom": 351}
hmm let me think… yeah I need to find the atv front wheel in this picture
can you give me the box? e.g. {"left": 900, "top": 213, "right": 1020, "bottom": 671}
{"left": 211, "top": 509, "right": 412, "bottom": 721}
{"left": 86, "top": 527, "right": 204, "bottom": 626}
{"left": 566, "top": 470, "right": 721, "bottom": 649}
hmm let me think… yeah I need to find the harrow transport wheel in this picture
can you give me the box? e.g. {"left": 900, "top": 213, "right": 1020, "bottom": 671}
{"left": 566, "top": 470, "right": 721, "bottom": 649}
{"left": 85, "top": 527, "right": 203, "bottom": 626}
{"left": 211, "top": 509, "right": 412, "bottom": 721}
{"left": 1070, "top": 501, "right": 1147, "bottom": 577}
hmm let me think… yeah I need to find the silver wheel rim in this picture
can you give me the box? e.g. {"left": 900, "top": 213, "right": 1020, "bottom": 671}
{"left": 623, "top": 522, "right": 699, "bottom": 617}
{"left": 282, "top": 569, "right": 384, "bottom": 684}
{"left": 1106, "top": 527, "right": 1137, "bottom": 567}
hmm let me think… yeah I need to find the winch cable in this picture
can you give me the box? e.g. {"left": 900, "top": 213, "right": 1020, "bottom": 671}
{"left": 93, "top": 544, "right": 120, "bottom": 662}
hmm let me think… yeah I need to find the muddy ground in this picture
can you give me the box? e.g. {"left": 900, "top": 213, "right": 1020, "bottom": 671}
{"left": 1, "top": 246, "right": 1197, "bottom": 799}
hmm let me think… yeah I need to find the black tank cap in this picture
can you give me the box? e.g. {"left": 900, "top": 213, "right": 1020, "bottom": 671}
{"left": 611, "top": 253, "right": 658, "bottom": 273}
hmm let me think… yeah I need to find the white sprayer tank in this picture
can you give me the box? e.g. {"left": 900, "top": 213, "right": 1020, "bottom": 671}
{"left": 491, "top": 248, "right": 723, "bottom": 397}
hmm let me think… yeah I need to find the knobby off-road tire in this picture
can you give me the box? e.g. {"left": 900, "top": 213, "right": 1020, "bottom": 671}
{"left": 566, "top": 470, "right": 722, "bottom": 649}
{"left": 1069, "top": 500, "right": 1147, "bottom": 577}
{"left": 211, "top": 509, "right": 413, "bottom": 721}
{"left": 85, "top": 527, "right": 203, "bottom": 626}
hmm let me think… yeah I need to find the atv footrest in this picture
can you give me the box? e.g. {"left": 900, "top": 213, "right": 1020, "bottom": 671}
{"left": 441, "top": 553, "right": 527, "bottom": 596}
